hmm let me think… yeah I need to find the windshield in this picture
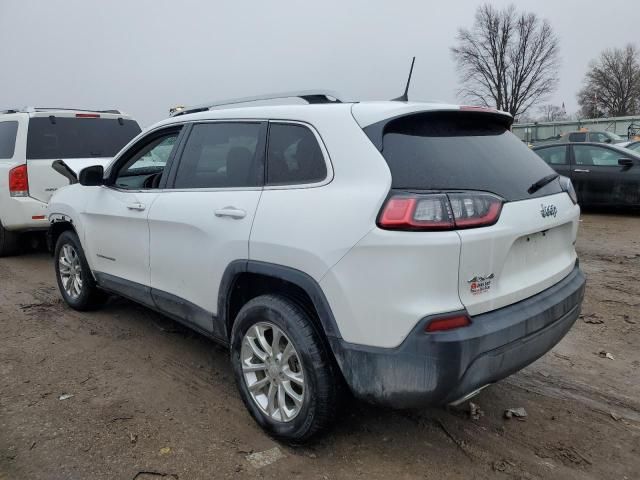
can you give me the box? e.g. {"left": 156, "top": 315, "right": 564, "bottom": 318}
{"left": 27, "top": 117, "right": 141, "bottom": 159}
{"left": 369, "top": 112, "right": 563, "bottom": 202}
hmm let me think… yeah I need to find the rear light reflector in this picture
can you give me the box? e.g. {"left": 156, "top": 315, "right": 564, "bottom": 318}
{"left": 378, "top": 192, "right": 503, "bottom": 231}
{"left": 378, "top": 194, "right": 454, "bottom": 230}
{"left": 32, "top": 215, "right": 46, "bottom": 220}
{"left": 425, "top": 314, "right": 471, "bottom": 332}
{"left": 76, "top": 113, "right": 100, "bottom": 118}
{"left": 9, "top": 164, "right": 29, "bottom": 197}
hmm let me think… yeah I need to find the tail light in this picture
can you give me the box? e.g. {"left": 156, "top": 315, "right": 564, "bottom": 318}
{"left": 425, "top": 314, "right": 471, "bottom": 332}
{"left": 559, "top": 176, "right": 578, "bottom": 204}
{"left": 9, "top": 164, "right": 29, "bottom": 197}
{"left": 378, "top": 191, "right": 503, "bottom": 231}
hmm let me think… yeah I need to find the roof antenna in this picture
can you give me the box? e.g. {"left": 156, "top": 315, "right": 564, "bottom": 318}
{"left": 393, "top": 57, "right": 415, "bottom": 102}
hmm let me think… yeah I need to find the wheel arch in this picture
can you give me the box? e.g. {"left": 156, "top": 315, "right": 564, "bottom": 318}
{"left": 220, "top": 260, "right": 342, "bottom": 344}
{"left": 47, "top": 215, "right": 78, "bottom": 254}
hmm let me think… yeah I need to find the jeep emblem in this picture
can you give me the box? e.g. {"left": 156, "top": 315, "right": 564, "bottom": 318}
{"left": 540, "top": 204, "right": 557, "bottom": 218}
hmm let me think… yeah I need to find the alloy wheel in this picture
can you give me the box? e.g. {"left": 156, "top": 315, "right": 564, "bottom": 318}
{"left": 58, "top": 244, "right": 83, "bottom": 299}
{"left": 240, "top": 322, "right": 305, "bottom": 422}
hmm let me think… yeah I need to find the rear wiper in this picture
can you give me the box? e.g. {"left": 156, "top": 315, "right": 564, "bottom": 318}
{"left": 528, "top": 173, "right": 559, "bottom": 194}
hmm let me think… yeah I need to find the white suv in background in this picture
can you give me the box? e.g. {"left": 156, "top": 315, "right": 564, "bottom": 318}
{"left": 47, "top": 92, "right": 586, "bottom": 442}
{"left": 0, "top": 108, "right": 141, "bottom": 256}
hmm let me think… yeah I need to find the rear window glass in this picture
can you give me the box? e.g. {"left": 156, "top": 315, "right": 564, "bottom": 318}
{"left": 27, "top": 117, "right": 141, "bottom": 159}
{"left": 371, "top": 112, "right": 563, "bottom": 201}
{"left": 0, "top": 121, "right": 18, "bottom": 159}
{"left": 568, "top": 132, "right": 586, "bottom": 142}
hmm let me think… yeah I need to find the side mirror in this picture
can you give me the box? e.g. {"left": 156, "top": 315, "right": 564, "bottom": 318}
{"left": 78, "top": 165, "right": 104, "bottom": 186}
{"left": 618, "top": 158, "right": 635, "bottom": 168}
{"left": 604, "top": 138, "right": 612, "bottom": 143}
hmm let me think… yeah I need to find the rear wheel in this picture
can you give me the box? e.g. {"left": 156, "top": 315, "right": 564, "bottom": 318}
{"left": 0, "top": 221, "right": 20, "bottom": 257}
{"left": 230, "top": 295, "right": 338, "bottom": 443}
{"left": 54, "top": 231, "right": 107, "bottom": 310}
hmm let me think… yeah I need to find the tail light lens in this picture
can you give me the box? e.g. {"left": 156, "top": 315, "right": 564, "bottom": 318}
{"left": 425, "top": 314, "right": 471, "bottom": 332}
{"left": 378, "top": 191, "right": 503, "bottom": 231}
{"left": 9, "top": 164, "right": 29, "bottom": 197}
{"left": 559, "top": 176, "right": 578, "bottom": 204}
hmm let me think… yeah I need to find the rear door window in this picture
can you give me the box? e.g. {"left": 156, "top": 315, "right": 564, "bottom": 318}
{"left": 568, "top": 132, "right": 587, "bottom": 142}
{"left": 535, "top": 146, "right": 568, "bottom": 165}
{"left": 370, "top": 112, "right": 562, "bottom": 201}
{"left": 573, "top": 145, "right": 621, "bottom": 166}
{"left": 173, "top": 122, "right": 265, "bottom": 189}
{"left": 266, "top": 123, "right": 327, "bottom": 185}
{"left": 26, "top": 117, "right": 141, "bottom": 159}
{"left": 0, "top": 121, "right": 18, "bottom": 159}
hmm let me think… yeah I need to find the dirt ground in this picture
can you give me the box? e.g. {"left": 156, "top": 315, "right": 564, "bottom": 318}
{"left": 1, "top": 212, "right": 639, "bottom": 480}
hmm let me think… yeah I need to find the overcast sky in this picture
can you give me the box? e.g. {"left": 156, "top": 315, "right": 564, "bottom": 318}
{"left": 1, "top": 0, "right": 638, "bottom": 126}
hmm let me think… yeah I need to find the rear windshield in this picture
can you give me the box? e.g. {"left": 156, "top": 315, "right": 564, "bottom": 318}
{"left": 27, "top": 117, "right": 141, "bottom": 159}
{"left": 370, "top": 112, "right": 563, "bottom": 201}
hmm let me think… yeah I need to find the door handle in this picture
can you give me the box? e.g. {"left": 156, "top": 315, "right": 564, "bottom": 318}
{"left": 127, "top": 202, "right": 146, "bottom": 211}
{"left": 215, "top": 207, "right": 246, "bottom": 219}
{"left": 573, "top": 169, "right": 590, "bottom": 173}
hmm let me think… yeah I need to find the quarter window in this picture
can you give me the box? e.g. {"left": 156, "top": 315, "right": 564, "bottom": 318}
{"left": 535, "top": 146, "right": 567, "bottom": 165}
{"left": 174, "top": 123, "right": 264, "bottom": 189}
{"left": 568, "top": 132, "right": 586, "bottom": 142}
{"left": 573, "top": 145, "right": 620, "bottom": 166}
{"left": 267, "top": 123, "right": 327, "bottom": 185}
{"left": 0, "top": 121, "right": 18, "bottom": 159}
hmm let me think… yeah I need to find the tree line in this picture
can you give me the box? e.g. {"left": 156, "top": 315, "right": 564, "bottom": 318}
{"left": 451, "top": 4, "right": 640, "bottom": 123}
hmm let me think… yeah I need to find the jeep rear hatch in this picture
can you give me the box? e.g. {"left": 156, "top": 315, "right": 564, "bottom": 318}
{"left": 363, "top": 109, "right": 578, "bottom": 316}
{"left": 26, "top": 114, "right": 141, "bottom": 202}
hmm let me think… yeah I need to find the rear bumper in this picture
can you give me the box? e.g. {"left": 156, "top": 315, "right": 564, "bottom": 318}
{"left": 330, "top": 263, "right": 585, "bottom": 408}
{"left": 1, "top": 196, "right": 49, "bottom": 231}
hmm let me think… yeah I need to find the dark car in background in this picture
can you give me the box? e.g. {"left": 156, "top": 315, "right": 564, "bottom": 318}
{"left": 533, "top": 142, "right": 640, "bottom": 207}
{"left": 626, "top": 141, "right": 640, "bottom": 153}
{"left": 561, "top": 130, "right": 627, "bottom": 144}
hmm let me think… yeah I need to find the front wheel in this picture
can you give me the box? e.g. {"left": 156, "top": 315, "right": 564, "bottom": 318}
{"left": 230, "top": 295, "right": 338, "bottom": 443}
{"left": 54, "top": 231, "right": 107, "bottom": 310}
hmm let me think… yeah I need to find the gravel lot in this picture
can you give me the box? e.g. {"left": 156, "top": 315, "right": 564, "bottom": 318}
{"left": 1, "top": 212, "right": 639, "bottom": 480}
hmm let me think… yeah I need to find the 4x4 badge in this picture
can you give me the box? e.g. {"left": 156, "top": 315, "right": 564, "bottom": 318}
{"left": 540, "top": 204, "right": 557, "bottom": 218}
{"left": 467, "top": 274, "right": 494, "bottom": 295}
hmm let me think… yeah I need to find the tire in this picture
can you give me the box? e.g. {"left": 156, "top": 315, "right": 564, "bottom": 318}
{"left": 230, "top": 294, "right": 338, "bottom": 443}
{"left": 54, "top": 231, "right": 107, "bottom": 310}
{"left": 0, "top": 221, "right": 20, "bottom": 257}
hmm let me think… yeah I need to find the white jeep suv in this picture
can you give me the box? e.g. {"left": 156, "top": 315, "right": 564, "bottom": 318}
{"left": 47, "top": 92, "right": 586, "bottom": 442}
{"left": 0, "top": 107, "right": 140, "bottom": 256}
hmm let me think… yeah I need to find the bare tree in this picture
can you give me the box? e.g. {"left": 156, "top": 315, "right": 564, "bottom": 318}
{"left": 451, "top": 4, "right": 560, "bottom": 117}
{"left": 577, "top": 45, "right": 640, "bottom": 118}
{"left": 537, "top": 103, "right": 567, "bottom": 122}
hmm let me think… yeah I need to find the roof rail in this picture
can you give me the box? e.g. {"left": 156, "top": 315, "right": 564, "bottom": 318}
{"left": 28, "top": 107, "right": 123, "bottom": 114}
{"left": 171, "top": 90, "right": 343, "bottom": 117}
{"left": 0, "top": 109, "right": 20, "bottom": 115}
